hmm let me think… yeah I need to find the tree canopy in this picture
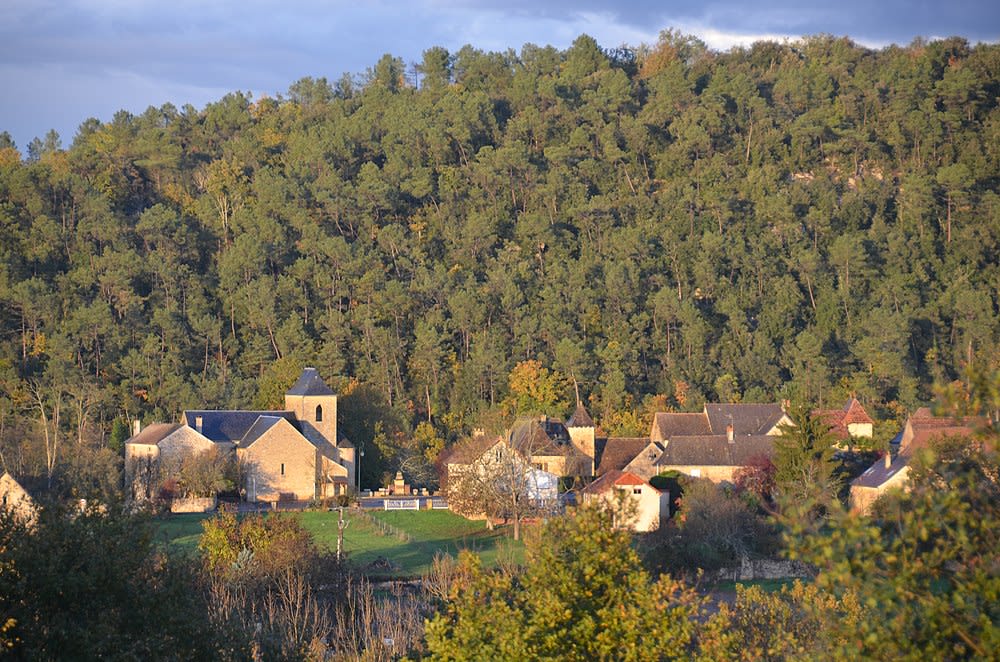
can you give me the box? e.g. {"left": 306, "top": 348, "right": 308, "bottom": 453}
{"left": 1, "top": 32, "right": 999, "bottom": 488}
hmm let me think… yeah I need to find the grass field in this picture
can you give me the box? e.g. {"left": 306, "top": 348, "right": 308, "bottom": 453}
{"left": 153, "top": 508, "right": 525, "bottom": 577}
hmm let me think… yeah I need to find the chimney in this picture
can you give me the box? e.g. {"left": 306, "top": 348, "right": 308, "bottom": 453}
{"left": 781, "top": 399, "right": 790, "bottom": 411}
{"left": 195, "top": 416, "right": 203, "bottom": 434}
{"left": 132, "top": 419, "right": 141, "bottom": 436}
{"left": 726, "top": 424, "right": 734, "bottom": 443}
{"left": 884, "top": 451, "right": 892, "bottom": 469}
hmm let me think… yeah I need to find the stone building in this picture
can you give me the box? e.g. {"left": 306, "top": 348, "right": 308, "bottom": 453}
{"left": 125, "top": 368, "right": 354, "bottom": 503}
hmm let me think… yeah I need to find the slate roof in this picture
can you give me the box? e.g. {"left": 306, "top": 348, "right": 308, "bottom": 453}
{"left": 125, "top": 423, "right": 182, "bottom": 446}
{"left": 583, "top": 469, "right": 658, "bottom": 495}
{"left": 286, "top": 367, "right": 335, "bottom": 396}
{"left": 595, "top": 437, "right": 652, "bottom": 475}
{"left": 652, "top": 404, "right": 786, "bottom": 444}
{"left": 183, "top": 410, "right": 296, "bottom": 443}
{"left": 566, "top": 402, "right": 596, "bottom": 428}
{"left": 704, "top": 404, "right": 786, "bottom": 436}
{"left": 443, "top": 434, "right": 503, "bottom": 465}
{"left": 652, "top": 413, "right": 711, "bottom": 439}
{"left": 852, "top": 454, "right": 908, "bottom": 489}
{"left": 656, "top": 434, "right": 775, "bottom": 467}
{"left": 509, "top": 418, "right": 574, "bottom": 457}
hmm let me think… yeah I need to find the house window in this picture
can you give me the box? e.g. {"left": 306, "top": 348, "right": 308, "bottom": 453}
{"left": 315, "top": 405, "right": 323, "bottom": 421}
{"left": 281, "top": 463, "right": 285, "bottom": 476}
{"left": 632, "top": 488, "right": 642, "bottom": 495}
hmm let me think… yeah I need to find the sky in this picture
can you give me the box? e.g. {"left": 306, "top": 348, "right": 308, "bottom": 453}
{"left": 1, "top": 0, "right": 998, "bottom": 152}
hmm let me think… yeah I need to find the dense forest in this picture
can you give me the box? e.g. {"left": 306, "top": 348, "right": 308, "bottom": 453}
{"left": 1, "top": 30, "right": 998, "bottom": 489}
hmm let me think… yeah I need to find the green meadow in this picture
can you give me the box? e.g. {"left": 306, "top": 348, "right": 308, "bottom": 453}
{"left": 154, "top": 508, "right": 524, "bottom": 577}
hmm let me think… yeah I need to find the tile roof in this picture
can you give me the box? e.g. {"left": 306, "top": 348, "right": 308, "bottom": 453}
{"left": 595, "top": 437, "right": 652, "bottom": 475}
{"left": 125, "top": 423, "right": 182, "bottom": 446}
{"left": 583, "top": 469, "right": 658, "bottom": 495}
{"left": 815, "top": 398, "right": 875, "bottom": 438}
{"left": 842, "top": 398, "right": 875, "bottom": 425}
{"left": 286, "top": 367, "right": 335, "bottom": 396}
{"left": 851, "top": 410, "right": 986, "bottom": 489}
{"left": 183, "top": 410, "right": 296, "bottom": 443}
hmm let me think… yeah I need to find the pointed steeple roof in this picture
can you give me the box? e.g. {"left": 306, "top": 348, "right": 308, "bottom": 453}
{"left": 567, "top": 401, "right": 595, "bottom": 428}
{"left": 841, "top": 397, "right": 874, "bottom": 425}
{"left": 286, "top": 367, "right": 335, "bottom": 396}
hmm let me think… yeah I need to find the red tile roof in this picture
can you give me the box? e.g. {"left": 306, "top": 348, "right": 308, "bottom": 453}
{"left": 842, "top": 398, "right": 874, "bottom": 425}
{"left": 814, "top": 398, "right": 874, "bottom": 438}
{"left": 583, "top": 469, "right": 657, "bottom": 495}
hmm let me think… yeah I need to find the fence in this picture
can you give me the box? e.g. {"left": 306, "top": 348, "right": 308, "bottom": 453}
{"left": 356, "top": 509, "right": 413, "bottom": 542}
{"left": 384, "top": 499, "right": 420, "bottom": 511}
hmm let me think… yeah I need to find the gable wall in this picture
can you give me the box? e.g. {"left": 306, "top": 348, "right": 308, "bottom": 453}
{"left": 622, "top": 444, "right": 662, "bottom": 479}
{"left": 240, "top": 424, "right": 317, "bottom": 502}
{"left": 847, "top": 422, "right": 874, "bottom": 438}
{"left": 158, "top": 427, "right": 219, "bottom": 469}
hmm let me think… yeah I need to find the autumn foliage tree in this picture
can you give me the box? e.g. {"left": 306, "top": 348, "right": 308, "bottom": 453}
{"left": 424, "top": 495, "right": 703, "bottom": 660}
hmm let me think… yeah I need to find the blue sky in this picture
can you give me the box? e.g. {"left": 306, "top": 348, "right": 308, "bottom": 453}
{"left": 1, "top": 0, "right": 997, "bottom": 151}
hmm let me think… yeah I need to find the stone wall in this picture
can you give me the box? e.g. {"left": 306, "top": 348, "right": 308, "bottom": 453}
{"left": 709, "top": 557, "right": 815, "bottom": 582}
{"left": 170, "top": 496, "right": 217, "bottom": 513}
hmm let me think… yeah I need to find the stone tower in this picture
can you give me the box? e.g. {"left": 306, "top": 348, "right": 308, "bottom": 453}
{"left": 284, "top": 367, "right": 338, "bottom": 447}
{"left": 566, "top": 400, "right": 597, "bottom": 475}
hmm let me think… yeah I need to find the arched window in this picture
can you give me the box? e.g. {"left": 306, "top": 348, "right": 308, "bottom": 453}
{"left": 315, "top": 405, "right": 323, "bottom": 422}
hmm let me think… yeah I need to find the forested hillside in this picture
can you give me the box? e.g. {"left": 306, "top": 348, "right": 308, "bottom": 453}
{"left": 1, "top": 31, "right": 998, "bottom": 488}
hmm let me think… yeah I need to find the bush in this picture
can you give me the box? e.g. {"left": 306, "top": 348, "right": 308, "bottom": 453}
{"left": 0, "top": 505, "right": 236, "bottom": 659}
{"left": 644, "top": 479, "right": 777, "bottom": 574}
{"left": 649, "top": 470, "right": 685, "bottom": 515}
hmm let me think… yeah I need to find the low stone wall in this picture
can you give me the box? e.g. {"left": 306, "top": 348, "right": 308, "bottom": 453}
{"left": 170, "top": 497, "right": 217, "bottom": 513}
{"left": 709, "top": 558, "right": 814, "bottom": 583}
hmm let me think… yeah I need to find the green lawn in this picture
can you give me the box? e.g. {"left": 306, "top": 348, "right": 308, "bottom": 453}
{"left": 151, "top": 512, "right": 212, "bottom": 556}
{"left": 153, "top": 508, "right": 525, "bottom": 577}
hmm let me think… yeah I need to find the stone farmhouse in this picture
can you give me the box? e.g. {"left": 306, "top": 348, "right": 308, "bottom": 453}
{"left": 126, "top": 368, "right": 355, "bottom": 504}
{"left": 442, "top": 417, "right": 587, "bottom": 494}
{"left": 849, "top": 407, "right": 984, "bottom": 514}
{"left": 581, "top": 469, "right": 669, "bottom": 532}
{"left": 642, "top": 403, "right": 792, "bottom": 482}
{"left": 444, "top": 398, "right": 876, "bottom": 510}
{"left": 442, "top": 426, "right": 562, "bottom": 514}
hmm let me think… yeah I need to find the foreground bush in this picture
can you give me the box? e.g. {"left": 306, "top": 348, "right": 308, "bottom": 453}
{"left": 424, "top": 496, "right": 703, "bottom": 660}
{"left": 0, "top": 506, "right": 238, "bottom": 660}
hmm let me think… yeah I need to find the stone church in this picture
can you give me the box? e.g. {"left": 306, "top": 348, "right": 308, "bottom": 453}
{"left": 125, "top": 368, "right": 355, "bottom": 503}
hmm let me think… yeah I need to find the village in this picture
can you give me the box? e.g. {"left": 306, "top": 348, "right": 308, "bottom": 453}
{"left": 5, "top": 366, "right": 982, "bottom": 540}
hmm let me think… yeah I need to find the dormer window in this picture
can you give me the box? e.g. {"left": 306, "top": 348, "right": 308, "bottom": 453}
{"left": 315, "top": 405, "right": 323, "bottom": 422}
